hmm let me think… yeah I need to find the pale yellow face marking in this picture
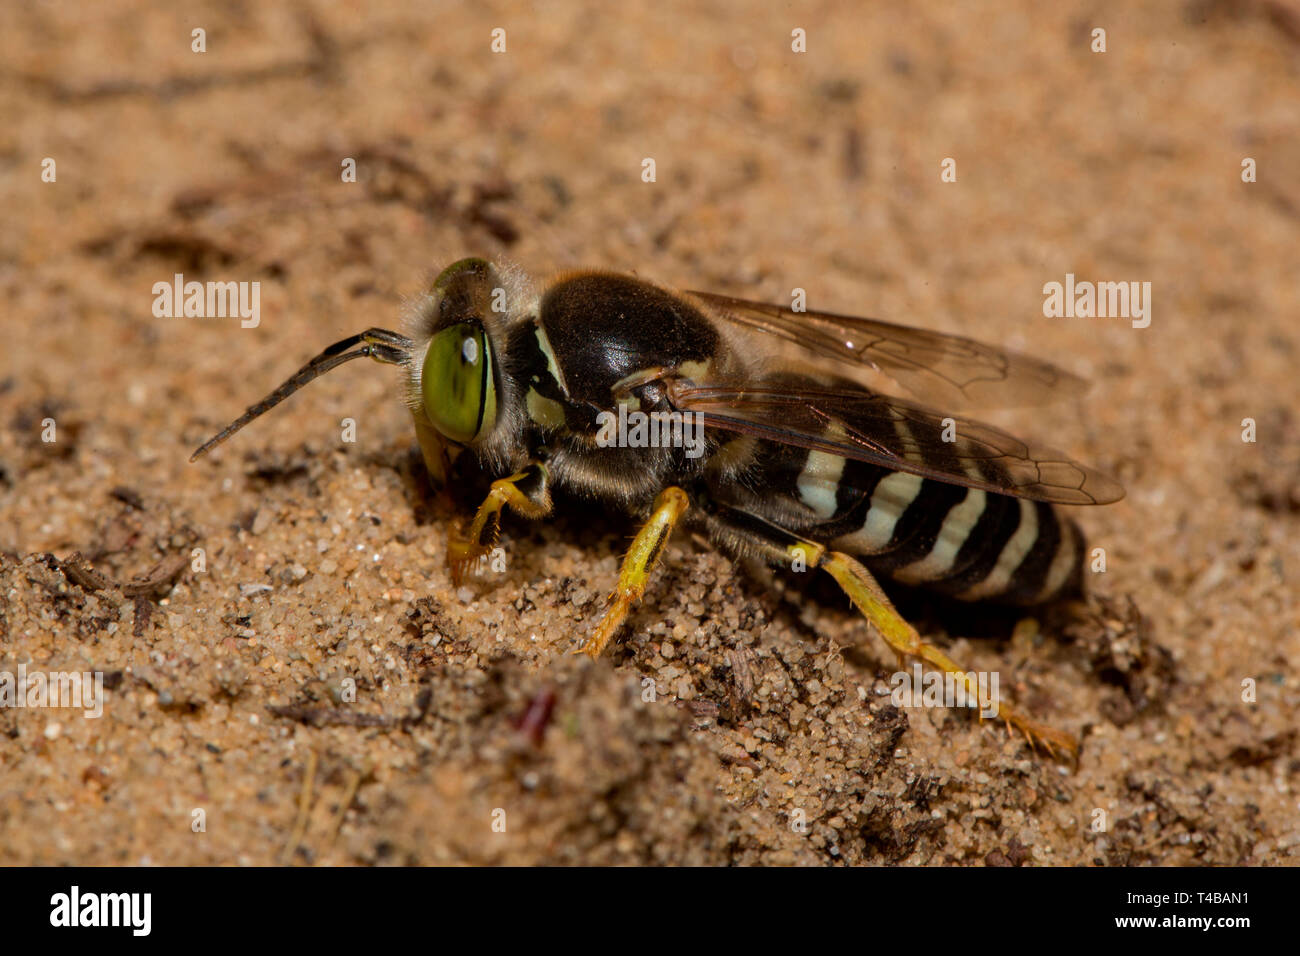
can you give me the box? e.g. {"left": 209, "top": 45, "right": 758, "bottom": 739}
{"left": 526, "top": 389, "right": 567, "bottom": 429}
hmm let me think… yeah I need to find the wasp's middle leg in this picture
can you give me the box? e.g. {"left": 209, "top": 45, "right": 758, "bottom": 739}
{"left": 576, "top": 486, "right": 690, "bottom": 659}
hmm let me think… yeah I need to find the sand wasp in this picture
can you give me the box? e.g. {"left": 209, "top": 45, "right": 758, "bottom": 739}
{"left": 192, "top": 258, "right": 1124, "bottom": 756}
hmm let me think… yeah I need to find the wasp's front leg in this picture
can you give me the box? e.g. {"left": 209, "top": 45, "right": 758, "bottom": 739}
{"left": 448, "top": 461, "right": 552, "bottom": 586}
{"left": 576, "top": 486, "right": 689, "bottom": 659}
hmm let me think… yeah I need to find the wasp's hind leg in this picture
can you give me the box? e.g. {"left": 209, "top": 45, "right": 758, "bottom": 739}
{"left": 817, "top": 549, "right": 1077, "bottom": 758}
{"left": 576, "top": 486, "right": 689, "bottom": 659}
{"left": 699, "top": 503, "right": 1078, "bottom": 759}
{"left": 448, "top": 461, "right": 552, "bottom": 585}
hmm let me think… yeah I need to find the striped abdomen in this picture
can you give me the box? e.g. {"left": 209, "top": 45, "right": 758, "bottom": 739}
{"left": 781, "top": 448, "right": 1085, "bottom": 606}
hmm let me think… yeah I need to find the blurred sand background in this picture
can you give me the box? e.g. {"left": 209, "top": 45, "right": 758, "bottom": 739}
{"left": 1, "top": 0, "right": 1298, "bottom": 864}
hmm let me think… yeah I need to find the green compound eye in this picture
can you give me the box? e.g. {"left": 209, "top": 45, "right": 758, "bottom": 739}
{"left": 422, "top": 323, "right": 496, "bottom": 444}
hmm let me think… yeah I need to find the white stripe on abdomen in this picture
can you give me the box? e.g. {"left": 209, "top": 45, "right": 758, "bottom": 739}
{"left": 833, "top": 471, "right": 924, "bottom": 554}
{"left": 1036, "top": 517, "right": 1078, "bottom": 602}
{"left": 796, "top": 450, "right": 847, "bottom": 520}
{"left": 958, "top": 497, "right": 1038, "bottom": 600}
{"left": 891, "top": 488, "right": 987, "bottom": 584}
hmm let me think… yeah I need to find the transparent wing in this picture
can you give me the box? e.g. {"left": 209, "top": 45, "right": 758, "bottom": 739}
{"left": 669, "top": 380, "right": 1124, "bottom": 505}
{"left": 687, "top": 291, "right": 1087, "bottom": 409}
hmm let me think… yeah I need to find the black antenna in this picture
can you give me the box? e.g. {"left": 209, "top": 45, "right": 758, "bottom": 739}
{"left": 189, "top": 327, "right": 412, "bottom": 462}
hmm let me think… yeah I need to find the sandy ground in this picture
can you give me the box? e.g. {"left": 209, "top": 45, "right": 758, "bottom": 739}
{"left": 1, "top": 0, "right": 1298, "bottom": 865}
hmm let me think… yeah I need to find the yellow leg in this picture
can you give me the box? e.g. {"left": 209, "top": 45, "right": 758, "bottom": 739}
{"left": 448, "top": 463, "right": 551, "bottom": 586}
{"left": 797, "top": 542, "right": 1078, "bottom": 758}
{"left": 576, "top": 487, "right": 689, "bottom": 659}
